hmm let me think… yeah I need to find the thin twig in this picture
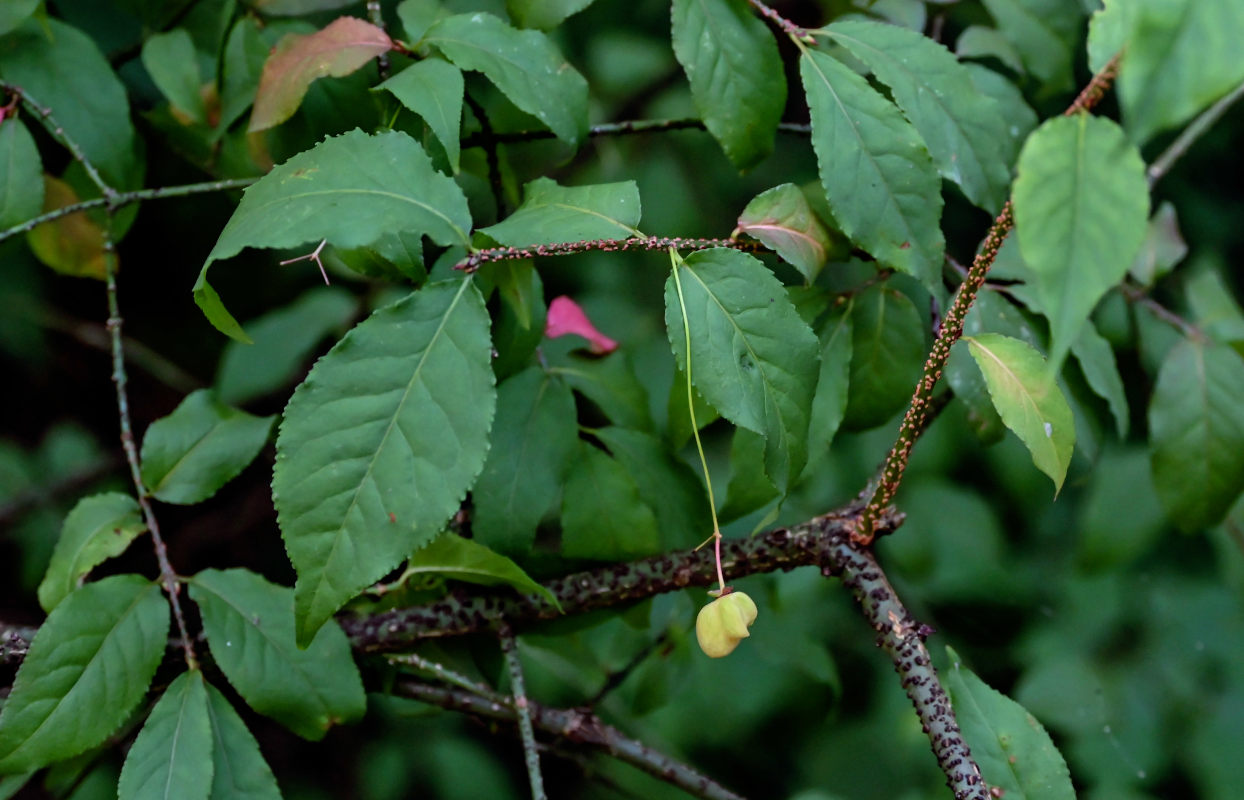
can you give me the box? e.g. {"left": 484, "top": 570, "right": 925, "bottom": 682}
{"left": 855, "top": 52, "right": 1124, "bottom": 544}
{"left": 464, "top": 93, "right": 506, "bottom": 216}
{"left": 500, "top": 622, "right": 546, "bottom": 800}
{"left": 366, "top": 0, "right": 391, "bottom": 80}
{"left": 462, "top": 118, "right": 811, "bottom": 148}
{"left": 1119, "top": 283, "right": 1205, "bottom": 340}
{"left": 103, "top": 241, "right": 196, "bottom": 669}
{"left": 1147, "top": 78, "right": 1244, "bottom": 187}
{"left": 3, "top": 83, "right": 116, "bottom": 203}
{"left": 0, "top": 177, "right": 256, "bottom": 245}
{"left": 457, "top": 236, "right": 765, "bottom": 273}
{"left": 747, "top": 0, "right": 815, "bottom": 43}
{"left": 388, "top": 651, "right": 495, "bottom": 697}
{"left": 394, "top": 680, "right": 748, "bottom": 800}
{"left": 826, "top": 541, "right": 990, "bottom": 800}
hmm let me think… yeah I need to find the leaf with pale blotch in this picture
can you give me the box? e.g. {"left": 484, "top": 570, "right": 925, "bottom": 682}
{"left": 249, "top": 17, "right": 393, "bottom": 132}
{"left": 824, "top": 19, "right": 1012, "bottom": 213}
{"left": 1149, "top": 338, "right": 1244, "bottom": 532}
{"left": 0, "top": 119, "right": 43, "bottom": 229}
{"left": 140, "top": 390, "right": 275, "bottom": 505}
{"left": 376, "top": 57, "right": 464, "bottom": 172}
{"left": 194, "top": 129, "right": 471, "bottom": 341}
{"left": 471, "top": 367, "right": 578, "bottom": 556}
{"left": 671, "top": 0, "right": 785, "bottom": 170}
{"left": 1013, "top": 114, "right": 1148, "bottom": 368}
{"left": 204, "top": 683, "right": 282, "bottom": 800}
{"left": 118, "top": 670, "right": 213, "bottom": 800}
{"left": 273, "top": 279, "right": 494, "bottom": 645}
{"left": 401, "top": 533, "right": 560, "bottom": 607}
{"left": 946, "top": 646, "right": 1075, "bottom": 799}
{"left": 188, "top": 568, "right": 365, "bottom": 739}
{"left": 966, "top": 333, "right": 1075, "bottom": 492}
{"left": 424, "top": 13, "right": 588, "bottom": 146}
{"left": 481, "top": 178, "right": 641, "bottom": 246}
{"left": 735, "top": 184, "right": 833, "bottom": 282}
{"left": 0, "top": 576, "right": 168, "bottom": 773}
{"left": 27, "top": 176, "right": 108, "bottom": 280}
{"left": 38, "top": 492, "right": 146, "bottom": 612}
{"left": 801, "top": 49, "right": 944, "bottom": 289}
{"left": 665, "top": 248, "right": 819, "bottom": 491}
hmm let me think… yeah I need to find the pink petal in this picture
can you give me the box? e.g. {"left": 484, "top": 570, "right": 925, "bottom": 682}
{"left": 545, "top": 295, "right": 618, "bottom": 355}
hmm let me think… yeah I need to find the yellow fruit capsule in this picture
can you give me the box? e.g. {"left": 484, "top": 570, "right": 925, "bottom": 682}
{"left": 695, "top": 590, "right": 758, "bottom": 658}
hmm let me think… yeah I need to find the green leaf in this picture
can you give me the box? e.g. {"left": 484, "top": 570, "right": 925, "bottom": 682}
{"left": 220, "top": 17, "right": 271, "bottom": 134}
{"left": 561, "top": 442, "right": 661, "bottom": 559}
{"left": 1129, "top": 202, "right": 1187, "bottom": 286}
{"left": 471, "top": 367, "right": 578, "bottom": 556}
{"left": 273, "top": 279, "right": 495, "bottom": 645}
{"left": 204, "top": 682, "right": 282, "bottom": 800}
{"left": 140, "top": 390, "right": 275, "bottom": 505}
{"left": 401, "top": 533, "right": 560, "bottom": 607}
{"left": 664, "top": 248, "right": 820, "bottom": 491}
{"left": 0, "top": 119, "right": 43, "bottom": 230}
{"left": 981, "top": 0, "right": 1082, "bottom": 91}
{"left": 249, "top": 17, "right": 393, "bottom": 132}
{"left": 141, "top": 29, "right": 207, "bottom": 125}
{"left": 1070, "top": 322, "right": 1128, "bottom": 437}
{"left": 1148, "top": 338, "right": 1244, "bottom": 532}
{"left": 801, "top": 49, "right": 944, "bottom": 289}
{"left": 397, "top": 0, "right": 445, "bottom": 43}
{"left": 118, "top": 670, "right": 213, "bottom": 800}
{"left": 841, "top": 284, "right": 926, "bottom": 431}
{"left": 670, "top": 0, "right": 785, "bottom": 170}
{"left": 0, "top": 0, "right": 37, "bottom": 36}
{"left": 251, "top": 0, "right": 356, "bottom": 14}
{"left": 720, "top": 427, "right": 778, "bottom": 524}
{"left": 194, "top": 129, "right": 471, "bottom": 341}
{"left": 37, "top": 492, "right": 147, "bottom": 612}
{"left": 551, "top": 351, "right": 654, "bottom": 432}
{"left": 964, "top": 63, "right": 1038, "bottom": 169}
{"left": 507, "top": 0, "right": 596, "bottom": 29}
{"left": 480, "top": 178, "right": 642, "bottom": 246}
{"left": 594, "top": 426, "right": 710, "bottom": 550}
{"left": 1186, "top": 267, "right": 1244, "bottom": 346}
{"left": 667, "top": 365, "right": 720, "bottom": 448}
{"left": 424, "top": 13, "right": 588, "bottom": 146}
{"left": 945, "top": 647, "right": 1076, "bottom": 800}
{"left": 735, "top": 184, "right": 833, "bottom": 282}
{"left": 216, "top": 287, "right": 358, "bottom": 406}
{"left": 188, "top": 568, "right": 366, "bottom": 740}
{"left": 806, "top": 307, "right": 853, "bottom": 462}
{"left": 1089, "top": 0, "right": 1244, "bottom": 144}
{"left": 376, "top": 57, "right": 463, "bottom": 173}
{"left": 0, "top": 18, "right": 141, "bottom": 188}
{"left": 1012, "top": 114, "right": 1149, "bottom": 367}
{"left": 824, "top": 19, "right": 1013, "bottom": 214}
{"left": 0, "top": 575, "right": 169, "bottom": 772}
{"left": 956, "top": 25, "right": 1024, "bottom": 73}
{"left": 966, "top": 333, "right": 1075, "bottom": 492}
{"left": 490, "top": 261, "right": 546, "bottom": 381}
{"left": 948, "top": 341, "right": 1006, "bottom": 443}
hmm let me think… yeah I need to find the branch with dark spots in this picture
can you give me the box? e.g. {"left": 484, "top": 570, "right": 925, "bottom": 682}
{"left": 394, "top": 679, "right": 748, "bottom": 800}
{"left": 456, "top": 236, "right": 767, "bottom": 273}
{"left": 341, "top": 504, "right": 903, "bottom": 652}
{"left": 826, "top": 540, "right": 990, "bottom": 800}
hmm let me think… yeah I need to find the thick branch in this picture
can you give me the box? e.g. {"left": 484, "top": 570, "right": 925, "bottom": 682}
{"left": 826, "top": 542, "right": 989, "bottom": 800}
{"left": 342, "top": 505, "right": 902, "bottom": 652}
{"left": 394, "top": 680, "right": 747, "bottom": 800}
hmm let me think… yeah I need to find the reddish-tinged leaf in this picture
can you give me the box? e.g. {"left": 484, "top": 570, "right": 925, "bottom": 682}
{"left": 735, "top": 183, "right": 833, "bottom": 282}
{"left": 249, "top": 17, "right": 393, "bottom": 132}
{"left": 545, "top": 296, "right": 618, "bottom": 354}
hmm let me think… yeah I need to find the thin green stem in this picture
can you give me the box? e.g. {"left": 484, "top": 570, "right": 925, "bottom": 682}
{"left": 3, "top": 83, "right": 116, "bottom": 203}
{"left": 104, "top": 240, "right": 196, "bottom": 668}
{"left": 670, "top": 250, "right": 726, "bottom": 591}
{"left": 499, "top": 623, "right": 545, "bottom": 800}
{"left": 0, "top": 177, "right": 257, "bottom": 245}
{"left": 1147, "top": 77, "right": 1244, "bottom": 187}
